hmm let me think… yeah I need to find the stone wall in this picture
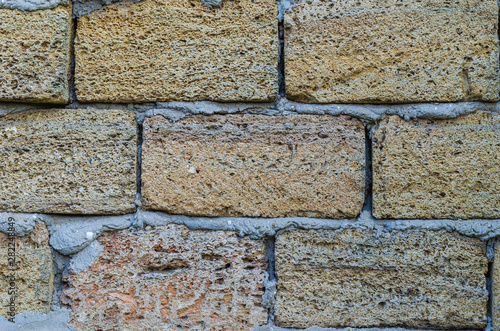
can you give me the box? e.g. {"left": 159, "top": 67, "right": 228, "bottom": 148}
{"left": 0, "top": 0, "right": 499, "bottom": 330}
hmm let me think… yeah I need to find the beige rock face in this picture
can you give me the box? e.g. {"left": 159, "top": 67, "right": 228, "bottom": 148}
{"left": 275, "top": 228, "right": 488, "bottom": 329}
{"left": 0, "top": 5, "right": 72, "bottom": 103}
{"left": 494, "top": 242, "right": 500, "bottom": 331}
{"left": 74, "top": 0, "right": 278, "bottom": 103}
{"left": 0, "top": 222, "right": 53, "bottom": 318}
{"left": 63, "top": 224, "right": 267, "bottom": 331}
{"left": 285, "top": 0, "right": 499, "bottom": 103}
{"left": 372, "top": 111, "right": 500, "bottom": 219}
{"left": 141, "top": 114, "right": 365, "bottom": 218}
{"left": 0, "top": 109, "right": 137, "bottom": 214}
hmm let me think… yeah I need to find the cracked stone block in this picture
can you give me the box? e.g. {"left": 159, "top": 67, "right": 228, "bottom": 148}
{"left": 74, "top": 0, "right": 278, "bottom": 103}
{"left": 0, "top": 5, "right": 72, "bottom": 103}
{"left": 62, "top": 224, "right": 268, "bottom": 330}
{"left": 141, "top": 114, "right": 365, "bottom": 218}
{"left": 285, "top": 0, "right": 499, "bottom": 103}
{"left": 372, "top": 111, "right": 500, "bottom": 219}
{"left": 0, "top": 108, "right": 137, "bottom": 214}
{"left": 275, "top": 228, "right": 488, "bottom": 329}
{"left": 0, "top": 222, "right": 53, "bottom": 318}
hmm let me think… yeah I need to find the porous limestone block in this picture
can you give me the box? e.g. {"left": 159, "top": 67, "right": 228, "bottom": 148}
{"left": 0, "top": 222, "right": 53, "bottom": 318}
{"left": 141, "top": 114, "right": 365, "bottom": 218}
{"left": 275, "top": 228, "right": 488, "bottom": 328}
{"left": 0, "top": 109, "right": 137, "bottom": 214}
{"left": 62, "top": 224, "right": 268, "bottom": 330}
{"left": 74, "top": 0, "right": 278, "bottom": 102}
{"left": 285, "top": 0, "right": 499, "bottom": 103}
{"left": 494, "top": 242, "right": 500, "bottom": 331}
{"left": 373, "top": 111, "right": 500, "bottom": 219}
{"left": 0, "top": 5, "right": 72, "bottom": 103}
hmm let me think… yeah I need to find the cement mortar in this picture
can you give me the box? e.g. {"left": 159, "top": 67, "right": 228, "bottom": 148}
{"left": 3, "top": 206, "right": 500, "bottom": 262}
{"left": 44, "top": 98, "right": 500, "bottom": 126}
{"left": 47, "top": 214, "right": 134, "bottom": 255}
{"left": 0, "top": 213, "right": 45, "bottom": 236}
{"left": 66, "top": 240, "right": 104, "bottom": 273}
{"left": 138, "top": 208, "right": 500, "bottom": 241}
{"left": 144, "top": 99, "right": 500, "bottom": 125}
{"left": 0, "top": 0, "right": 68, "bottom": 11}
{"left": 0, "top": 309, "right": 75, "bottom": 331}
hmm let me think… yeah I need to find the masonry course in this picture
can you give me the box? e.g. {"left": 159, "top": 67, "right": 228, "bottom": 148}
{"left": 141, "top": 114, "right": 366, "bottom": 218}
{"left": 0, "top": 108, "right": 137, "bottom": 214}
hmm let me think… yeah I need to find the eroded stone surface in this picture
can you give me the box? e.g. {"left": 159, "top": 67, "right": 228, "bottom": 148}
{"left": 285, "top": 0, "right": 499, "bottom": 103}
{"left": 0, "top": 223, "right": 53, "bottom": 318}
{"left": 75, "top": 0, "right": 278, "bottom": 103}
{"left": 373, "top": 111, "right": 500, "bottom": 219}
{"left": 63, "top": 224, "right": 267, "bottom": 330}
{"left": 275, "top": 229, "right": 488, "bottom": 328}
{"left": 494, "top": 242, "right": 500, "bottom": 331}
{"left": 0, "top": 109, "right": 137, "bottom": 214}
{"left": 141, "top": 114, "right": 365, "bottom": 218}
{"left": 0, "top": 5, "right": 72, "bottom": 103}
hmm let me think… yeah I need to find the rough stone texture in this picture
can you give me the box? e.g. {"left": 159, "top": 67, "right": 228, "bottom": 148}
{"left": 275, "top": 228, "right": 488, "bottom": 329}
{"left": 141, "top": 114, "right": 365, "bottom": 218}
{"left": 284, "top": 0, "right": 500, "bottom": 103}
{"left": 495, "top": 242, "right": 500, "bottom": 331}
{"left": 373, "top": 111, "right": 500, "bottom": 219}
{"left": 62, "top": 224, "right": 268, "bottom": 330}
{"left": 0, "top": 223, "right": 53, "bottom": 318}
{"left": 0, "top": 5, "right": 72, "bottom": 103}
{"left": 0, "top": 109, "right": 137, "bottom": 214}
{"left": 74, "top": 0, "right": 278, "bottom": 103}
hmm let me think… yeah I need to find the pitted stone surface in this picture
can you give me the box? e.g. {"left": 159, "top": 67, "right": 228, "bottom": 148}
{"left": 141, "top": 114, "right": 365, "bottom": 218}
{"left": 0, "top": 223, "right": 53, "bottom": 318}
{"left": 372, "top": 111, "right": 500, "bottom": 219}
{"left": 495, "top": 242, "right": 500, "bottom": 331}
{"left": 0, "top": 5, "right": 72, "bottom": 103}
{"left": 63, "top": 224, "right": 267, "bottom": 330}
{"left": 284, "top": 0, "right": 499, "bottom": 103}
{"left": 0, "top": 109, "right": 137, "bottom": 214}
{"left": 275, "top": 228, "right": 488, "bottom": 329}
{"left": 74, "top": 0, "right": 278, "bottom": 103}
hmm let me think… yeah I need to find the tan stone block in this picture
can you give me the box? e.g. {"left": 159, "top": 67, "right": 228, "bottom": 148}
{"left": 74, "top": 0, "right": 278, "bottom": 103}
{"left": 0, "top": 222, "right": 53, "bottom": 318}
{"left": 63, "top": 224, "right": 268, "bottom": 330}
{"left": 372, "top": 111, "right": 500, "bottom": 219}
{"left": 275, "top": 228, "right": 488, "bottom": 328}
{"left": 494, "top": 242, "right": 500, "bottom": 331}
{"left": 0, "top": 5, "right": 72, "bottom": 103}
{"left": 285, "top": 0, "right": 499, "bottom": 103}
{"left": 141, "top": 114, "right": 365, "bottom": 218}
{"left": 0, "top": 109, "right": 137, "bottom": 214}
